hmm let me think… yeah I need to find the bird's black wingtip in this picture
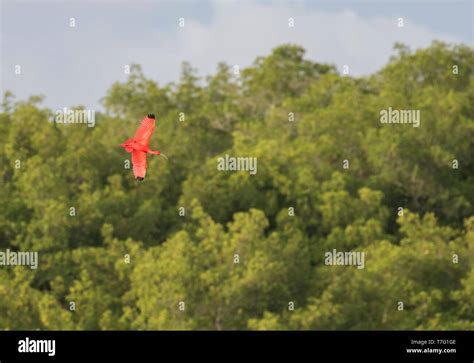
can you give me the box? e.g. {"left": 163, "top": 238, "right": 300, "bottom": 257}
{"left": 147, "top": 113, "right": 155, "bottom": 119}
{"left": 136, "top": 177, "right": 144, "bottom": 181}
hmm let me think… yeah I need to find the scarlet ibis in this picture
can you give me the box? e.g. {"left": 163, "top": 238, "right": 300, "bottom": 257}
{"left": 120, "top": 114, "right": 167, "bottom": 181}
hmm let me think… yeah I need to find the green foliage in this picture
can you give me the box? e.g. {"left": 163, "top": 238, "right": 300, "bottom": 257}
{"left": 0, "top": 42, "right": 472, "bottom": 330}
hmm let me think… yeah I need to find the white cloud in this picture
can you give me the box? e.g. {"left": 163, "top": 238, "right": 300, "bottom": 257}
{"left": 1, "top": 1, "right": 462, "bottom": 110}
{"left": 140, "top": 1, "right": 458, "bottom": 82}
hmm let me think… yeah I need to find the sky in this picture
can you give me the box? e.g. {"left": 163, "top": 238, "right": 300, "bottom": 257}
{"left": 1, "top": 0, "right": 473, "bottom": 111}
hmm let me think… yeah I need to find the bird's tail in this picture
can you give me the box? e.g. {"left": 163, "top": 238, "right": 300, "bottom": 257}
{"left": 120, "top": 138, "right": 134, "bottom": 153}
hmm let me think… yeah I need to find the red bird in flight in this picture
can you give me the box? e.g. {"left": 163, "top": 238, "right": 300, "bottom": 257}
{"left": 120, "top": 114, "right": 167, "bottom": 181}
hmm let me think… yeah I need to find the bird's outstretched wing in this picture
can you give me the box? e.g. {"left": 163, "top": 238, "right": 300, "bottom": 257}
{"left": 132, "top": 150, "right": 147, "bottom": 179}
{"left": 134, "top": 116, "right": 155, "bottom": 147}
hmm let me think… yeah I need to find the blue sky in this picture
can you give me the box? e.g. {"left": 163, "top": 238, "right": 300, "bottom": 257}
{"left": 1, "top": 0, "right": 472, "bottom": 111}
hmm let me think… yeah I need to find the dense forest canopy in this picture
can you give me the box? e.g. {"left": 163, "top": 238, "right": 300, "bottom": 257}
{"left": 0, "top": 41, "right": 473, "bottom": 330}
